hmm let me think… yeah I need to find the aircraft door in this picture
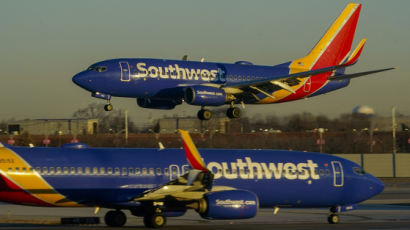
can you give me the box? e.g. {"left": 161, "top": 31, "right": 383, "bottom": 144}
{"left": 169, "top": 164, "right": 180, "bottom": 181}
{"left": 331, "top": 161, "right": 344, "bottom": 187}
{"left": 119, "top": 62, "right": 130, "bottom": 82}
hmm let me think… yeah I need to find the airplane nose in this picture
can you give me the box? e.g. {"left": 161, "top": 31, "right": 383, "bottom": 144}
{"left": 72, "top": 73, "right": 84, "bottom": 86}
{"left": 72, "top": 72, "right": 92, "bottom": 91}
{"left": 369, "top": 176, "right": 384, "bottom": 197}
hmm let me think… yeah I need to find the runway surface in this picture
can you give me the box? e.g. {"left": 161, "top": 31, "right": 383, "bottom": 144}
{"left": 0, "top": 180, "right": 410, "bottom": 230}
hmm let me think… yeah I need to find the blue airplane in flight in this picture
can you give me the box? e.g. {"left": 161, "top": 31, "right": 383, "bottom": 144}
{"left": 73, "top": 3, "right": 392, "bottom": 120}
{"left": 0, "top": 130, "right": 383, "bottom": 228}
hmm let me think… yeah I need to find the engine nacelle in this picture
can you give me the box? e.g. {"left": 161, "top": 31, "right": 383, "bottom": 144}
{"left": 197, "top": 190, "right": 259, "bottom": 220}
{"left": 184, "top": 86, "right": 227, "bottom": 106}
{"left": 137, "top": 98, "right": 176, "bottom": 110}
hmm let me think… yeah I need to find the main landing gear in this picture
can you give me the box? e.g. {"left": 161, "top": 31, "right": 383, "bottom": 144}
{"left": 197, "top": 107, "right": 212, "bottom": 120}
{"left": 104, "top": 210, "right": 126, "bottom": 227}
{"left": 104, "top": 209, "right": 167, "bottom": 228}
{"left": 197, "top": 105, "right": 241, "bottom": 120}
{"left": 144, "top": 212, "right": 166, "bottom": 228}
{"left": 141, "top": 206, "right": 167, "bottom": 228}
{"left": 104, "top": 100, "right": 113, "bottom": 111}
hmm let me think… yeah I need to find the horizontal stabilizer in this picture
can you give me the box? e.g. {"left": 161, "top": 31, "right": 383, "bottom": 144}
{"left": 329, "top": 68, "right": 395, "bottom": 81}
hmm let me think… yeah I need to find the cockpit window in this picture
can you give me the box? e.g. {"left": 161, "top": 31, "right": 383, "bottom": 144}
{"left": 353, "top": 167, "right": 366, "bottom": 175}
{"left": 87, "top": 66, "right": 107, "bottom": 72}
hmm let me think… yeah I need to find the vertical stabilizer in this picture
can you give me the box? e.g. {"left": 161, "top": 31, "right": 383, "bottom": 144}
{"left": 291, "top": 3, "right": 362, "bottom": 72}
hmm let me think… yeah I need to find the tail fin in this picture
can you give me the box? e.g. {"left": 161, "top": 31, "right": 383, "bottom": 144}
{"left": 291, "top": 3, "right": 362, "bottom": 71}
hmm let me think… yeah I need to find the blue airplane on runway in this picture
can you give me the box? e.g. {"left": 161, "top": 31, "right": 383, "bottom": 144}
{"left": 72, "top": 3, "right": 393, "bottom": 120}
{"left": 0, "top": 130, "right": 383, "bottom": 228}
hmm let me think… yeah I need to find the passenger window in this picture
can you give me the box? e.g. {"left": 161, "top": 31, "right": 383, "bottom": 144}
{"left": 149, "top": 168, "right": 154, "bottom": 175}
{"left": 100, "top": 167, "right": 105, "bottom": 175}
{"left": 49, "top": 167, "right": 55, "bottom": 174}
{"left": 70, "top": 167, "right": 76, "bottom": 174}
{"left": 56, "top": 167, "right": 61, "bottom": 174}
{"left": 63, "top": 167, "right": 68, "bottom": 174}
{"left": 156, "top": 168, "right": 162, "bottom": 175}
{"left": 163, "top": 168, "right": 169, "bottom": 175}
{"left": 135, "top": 168, "right": 140, "bottom": 175}
{"left": 43, "top": 167, "right": 48, "bottom": 174}
{"left": 36, "top": 167, "right": 41, "bottom": 173}
{"left": 114, "top": 168, "right": 120, "bottom": 175}
{"left": 8, "top": 167, "right": 12, "bottom": 173}
{"left": 122, "top": 168, "right": 127, "bottom": 175}
{"left": 142, "top": 168, "right": 147, "bottom": 175}
{"left": 85, "top": 167, "right": 90, "bottom": 174}
{"left": 15, "top": 167, "right": 20, "bottom": 172}
{"left": 93, "top": 167, "right": 98, "bottom": 175}
{"left": 129, "top": 168, "right": 134, "bottom": 175}
{"left": 108, "top": 167, "right": 113, "bottom": 175}
{"left": 22, "top": 167, "right": 27, "bottom": 173}
{"left": 77, "top": 167, "right": 83, "bottom": 174}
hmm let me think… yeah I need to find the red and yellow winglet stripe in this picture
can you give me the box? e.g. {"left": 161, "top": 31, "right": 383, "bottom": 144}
{"left": 343, "top": 38, "right": 366, "bottom": 66}
{"left": 178, "top": 129, "right": 208, "bottom": 172}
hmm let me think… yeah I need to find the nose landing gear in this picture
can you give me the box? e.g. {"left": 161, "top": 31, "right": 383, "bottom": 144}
{"left": 327, "top": 213, "right": 340, "bottom": 224}
{"left": 104, "top": 100, "right": 113, "bottom": 111}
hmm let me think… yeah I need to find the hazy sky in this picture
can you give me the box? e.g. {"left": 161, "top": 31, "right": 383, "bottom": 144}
{"left": 0, "top": 0, "right": 409, "bottom": 125}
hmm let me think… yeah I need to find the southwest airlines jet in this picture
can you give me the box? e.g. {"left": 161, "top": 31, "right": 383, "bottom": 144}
{"left": 0, "top": 130, "right": 383, "bottom": 228}
{"left": 73, "top": 3, "right": 392, "bottom": 120}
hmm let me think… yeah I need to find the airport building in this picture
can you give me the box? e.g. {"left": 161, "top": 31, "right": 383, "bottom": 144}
{"left": 7, "top": 118, "right": 98, "bottom": 135}
{"left": 157, "top": 117, "right": 244, "bottom": 134}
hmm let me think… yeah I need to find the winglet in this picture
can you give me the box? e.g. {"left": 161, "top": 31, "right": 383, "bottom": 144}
{"left": 178, "top": 129, "right": 208, "bottom": 172}
{"left": 343, "top": 38, "right": 366, "bottom": 66}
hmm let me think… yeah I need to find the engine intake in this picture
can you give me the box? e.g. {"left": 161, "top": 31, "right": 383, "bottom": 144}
{"left": 184, "top": 86, "right": 227, "bottom": 106}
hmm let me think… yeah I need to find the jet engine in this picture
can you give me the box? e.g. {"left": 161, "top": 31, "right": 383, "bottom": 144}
{"left": 184, "top": 86, "right": 227, "bottom": 106}
{"left": 195, "top": 190, "right": 259, "bottom": 219}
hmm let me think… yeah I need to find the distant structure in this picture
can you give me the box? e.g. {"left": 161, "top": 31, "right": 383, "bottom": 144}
{"left": 8, "top": 118, "right": 98, "bottom": 135}
{"left": 353, "top": 105, "right": 375, "bottom": 117}
{"left": 371, "top": 116, "right": 410, "bottom": 132}
{"left": 157, "top": 117, "right": 243, "bottom": 134}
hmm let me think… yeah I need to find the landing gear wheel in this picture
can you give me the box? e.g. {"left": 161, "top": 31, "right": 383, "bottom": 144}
{"left": 104, "top": 104, "right": 113, "bottom": 111}
{"left": 104, "top": 210, "right": 126, "bottom": 227}
{"left": 197, "top": 109, "right": 212, "bottom": 120}
{"left": 144, "top": 213, "right": 166, "bottom": 228}
{"left": 327, "top": 214, "right": 340, "bottom": 224}
{"left": 227, "top": 107, "right": 241, "bottom": 119}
